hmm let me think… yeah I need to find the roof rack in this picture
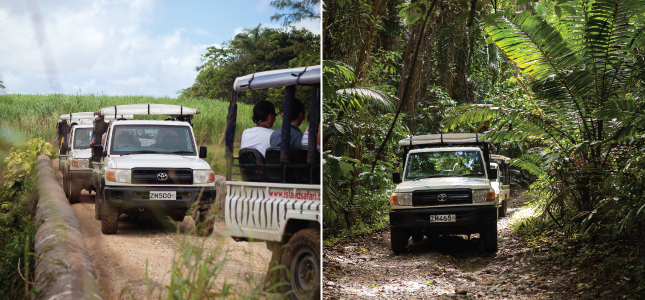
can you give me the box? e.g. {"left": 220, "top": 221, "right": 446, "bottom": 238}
{"left": 95, "top": 104, "right": 200, "bottom": 118}
{"left": 233, "top": 65, "right": 320, "bottom": 92}
{"left": 398, "top": 133, "right": 489, "bottom": 147}
{"left": 60, "top": 112, "right": 133, "bottom": 122}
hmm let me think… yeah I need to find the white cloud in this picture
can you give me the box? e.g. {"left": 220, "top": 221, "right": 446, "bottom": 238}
{"left": 0, "top": 0, "right": 209, "bottom": 97}
{"left": 233, "top": 26, "right": 245, "bottom": 38}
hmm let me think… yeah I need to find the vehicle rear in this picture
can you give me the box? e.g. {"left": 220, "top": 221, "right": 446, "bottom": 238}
{"left": 224, "top": 65, "right": 321, "bottom": 300}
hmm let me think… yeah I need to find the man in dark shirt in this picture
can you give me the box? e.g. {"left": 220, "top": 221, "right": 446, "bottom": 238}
{"left": 270, "top": 99, "right": 304, "bottom": 148}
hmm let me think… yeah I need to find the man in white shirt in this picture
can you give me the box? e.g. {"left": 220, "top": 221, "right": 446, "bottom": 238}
{"left": 241, "top": 100, "right": 276, "bottom": 157}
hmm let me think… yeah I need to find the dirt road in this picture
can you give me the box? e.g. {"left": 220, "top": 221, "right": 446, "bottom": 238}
{"left": 323, "top": 191, "right": 605, "bottom": 300}
{"left": 53, "top": 160, "right": 271, "bottom": 299}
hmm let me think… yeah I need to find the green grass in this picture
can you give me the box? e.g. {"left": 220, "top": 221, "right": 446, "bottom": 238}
{"left": 0, "top": 93, "right": 307, "bottom": 176}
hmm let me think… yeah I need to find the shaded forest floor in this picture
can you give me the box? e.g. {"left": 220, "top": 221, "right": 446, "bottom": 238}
{"left": 323, "top": 190, "right": 643, "bottom": 299}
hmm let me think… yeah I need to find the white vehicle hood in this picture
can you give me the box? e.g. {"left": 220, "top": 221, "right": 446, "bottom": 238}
{"left": 107, "top": 154, "right": 211, "bottom": 170}
{"left": 71, "top": 148, "right": 92, "bottom": 159}
{"left": 395, "top": 177, "right": 491, "bottom": 193}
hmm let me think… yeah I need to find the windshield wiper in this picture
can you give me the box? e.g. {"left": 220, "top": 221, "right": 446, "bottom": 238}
{"left": 459, "top": 173, "right": 484, "bottom": 177}
{"left": 411, "top": 175, "right": 452, "bottom": 181}
{"left": 168, "top": 150, "right": 195, "bottom": 155}
{"left": 119, "top": 150, "right": 160, "bottom": 155}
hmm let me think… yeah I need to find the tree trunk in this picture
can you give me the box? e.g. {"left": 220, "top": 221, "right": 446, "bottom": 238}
{"left": 354, "top": 0, "right": 390, "bottom": 85}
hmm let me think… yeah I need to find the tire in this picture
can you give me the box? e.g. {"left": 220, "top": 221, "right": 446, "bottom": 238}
{"left": 101, "top": 191, "right": 119, "bottom": 234}
{"left": 391, "top": 227, "right": 410, "bottom": 255}
{"left": 69, "top": 183, "right": 81, "bottom": 204}
{"left": 280, "top": 229, "right": 320, "bottom": 300}
{"left": 94, "top": 188, "right": 102, "bottom": 220}
{"left": 498, "top": 199, "right": 507, "bottom": 218}
{"left": 194, "top": 209, "right": 214, "bottom": 236}
{"left": 63, "top": 175, "right": 71, "bottom": 198}
{"left": 482, "top": 223, "right": 498, "bottom": 253}
{"left": 412, "top": 231, "right": 424, "bottom": 244}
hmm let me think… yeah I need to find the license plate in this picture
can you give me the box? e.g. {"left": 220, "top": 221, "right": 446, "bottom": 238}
{"left": 150, "top": 191, "right": 176, "bottom": 200}
{"left": 429, "top": 214, "right": 456, "bottom": 222}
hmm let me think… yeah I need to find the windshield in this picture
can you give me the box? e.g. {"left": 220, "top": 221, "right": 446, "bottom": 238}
{"left": 404, "top": 150, "right": 485, "bottom": 180}
{"left": 73, "top": 128, "right": 93, "bottom": 149}
{"left": 109, "top": 124, "right": 196, "bottom": 155}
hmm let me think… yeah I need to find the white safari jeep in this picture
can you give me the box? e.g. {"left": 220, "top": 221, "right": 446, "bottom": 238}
{"left": 59, "top": 112, "right": 132, "bottom": 203}
{"left": 224, "top": 66, "right": 321, "bottom": 299}
{"left": 390, "top": 133, "right": 499, "bottom": 254}
{"left": 90, "top": 104, "right": 217, "bottom": 235}
{"left": 490, "top": 154, "right": 511, "bottom": 217}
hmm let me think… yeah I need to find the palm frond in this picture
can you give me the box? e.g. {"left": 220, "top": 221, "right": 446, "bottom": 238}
{"left": 337, "top": 88, "right": 396, "bottom": 112}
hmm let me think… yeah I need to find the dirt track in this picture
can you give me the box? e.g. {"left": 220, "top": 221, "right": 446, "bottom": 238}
{"left": 323, "top": 190, "right": 603, "bottom": 300}
{"left": 53, "top": 159, "right": 271, "bottom": 299}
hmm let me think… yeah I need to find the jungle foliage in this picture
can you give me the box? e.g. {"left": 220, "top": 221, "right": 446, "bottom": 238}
{"left": 446, "top": 0, "right": 645, "bottom": 241}
{"left": 179, "top": 26, "right": 320, "bottom": 105}
{"left": 323, "top": 0, "right": 645, "bottom": 256}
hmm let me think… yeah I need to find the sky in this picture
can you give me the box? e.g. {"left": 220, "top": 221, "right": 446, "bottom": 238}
{"left": 0, "top": 0, "right": 320, "bottom": 97}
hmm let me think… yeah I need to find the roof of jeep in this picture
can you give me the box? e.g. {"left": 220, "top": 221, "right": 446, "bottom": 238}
{"left": 408, "top": 147, "right": 482, "bottom": 153}
{"left": 108, "top": 120, "right": 193, "bottom": 127}
{"left": 233, "top": 65, "right": 320, "bottom": 92}
{"left": 399, "top": 133, "right": 489, "bottom": 146}
{"left": 96, "top": 104, "right": 199, "bottom": 117}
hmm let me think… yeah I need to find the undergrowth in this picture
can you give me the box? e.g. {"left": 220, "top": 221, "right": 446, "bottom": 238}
{"left": 0, "top": 139, "right": 56, "bottom": 299}
{"left": 511, "top": 192, "right": 645, "bottom": 298}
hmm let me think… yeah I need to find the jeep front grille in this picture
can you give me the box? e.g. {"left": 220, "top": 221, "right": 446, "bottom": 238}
{"left": 131, "top": 168, "right": 193, "bottom": 184}
{"left": 412, "top": 189, "right": 472, "bottom": 206}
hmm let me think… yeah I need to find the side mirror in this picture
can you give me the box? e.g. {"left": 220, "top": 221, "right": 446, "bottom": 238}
{"left": 487, "top": 168, "right": 497, "bottom": 180}
{"left": 199, "top": 146, "right": 207, "bottom": 158}
{"left": 92, "top": 144, "right": 103, "bottom": 162}
{"left": 60, "top": 142, "right": 68, "bottom": 155}
{"left": 393, "top": 172, "right": 401, "bottom": 184}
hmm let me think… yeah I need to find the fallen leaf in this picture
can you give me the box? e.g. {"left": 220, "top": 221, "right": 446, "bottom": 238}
{"left": 369, "top": 285, "right": 376, "bottom": 288}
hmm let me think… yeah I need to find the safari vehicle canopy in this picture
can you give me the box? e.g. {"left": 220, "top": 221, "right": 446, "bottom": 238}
{"left": 224, "top": 65, "right": 321, "bottom": 183}
{"left": 398, "top": 133, "right": 494, "bottom": 179}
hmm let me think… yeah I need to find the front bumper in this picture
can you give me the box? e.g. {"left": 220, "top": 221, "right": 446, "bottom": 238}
{"left": 70, "top": 170, "right": 94, "bottom": 190}
{"left": 390, "top": 205, "right": 497, "bottom": 235}
{"left": 104, "top": 186, "right": 217, "bottom": 211}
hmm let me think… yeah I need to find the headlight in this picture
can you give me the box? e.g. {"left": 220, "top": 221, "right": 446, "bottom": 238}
{"left": 390, "top": 192, "right": 413, "bottom": 206}
{"left": 193, "top": 170, "right": 215, "bottom": 184}
{"left": 106, "top": 169, "right": 131, "bottom": 183}
{"left": 71, "top": 158, "right": 89, "bottom": 169}
{"left": 473, "top": 189, "right": 495, "bottom": 203}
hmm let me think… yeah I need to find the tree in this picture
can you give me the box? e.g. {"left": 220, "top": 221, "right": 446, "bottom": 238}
{"left": 0, "top": 80, "right": 4, "bottom": 89}
{"left": 270, "top": 0, "right": 320, "bottom": 26}
{"left": 180, "top": 26, "right": 319, "bottom": 104}
{"left": 446, "top": 0, "right": 645, "bottom": 236}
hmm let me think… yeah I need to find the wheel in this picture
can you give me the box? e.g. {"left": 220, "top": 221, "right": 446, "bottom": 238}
{"left": 482, "top": 223, "right": 498, "bottom": 253}
{"left": 69, "top": 183, "right": 81, "bottom": 204}
{"left": 390, "top": 227, "right": 410, "bottom": 255}
{"left": 94, "top": 188, "right": 102, "bottom": 220}
{"left": 193, "top": 209, "right": 214, "bottom": 236}
{"left": 280, "top": 229, "right": 320, "bottom": 300}
{"left": 412, "top": 231, "right": 424, "bottom": 244}
{"left": 498, "top": 199, "right": 507, "bottom": 218}
{"left": 63, "top": 175, "right": 70, "bottom": 198}
{"left": 101, "top": 191, "right": 119, "bottom": 234}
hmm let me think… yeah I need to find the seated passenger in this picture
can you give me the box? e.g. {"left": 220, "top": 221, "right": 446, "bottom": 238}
{"left": 301, "top": 122, "right": 321, "bottom": 151}
{"left": 241, "top": 100, "right": 276, "bottom": 157}
{"left": 270, "top": 99, "right": 304, "bottom": 149}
